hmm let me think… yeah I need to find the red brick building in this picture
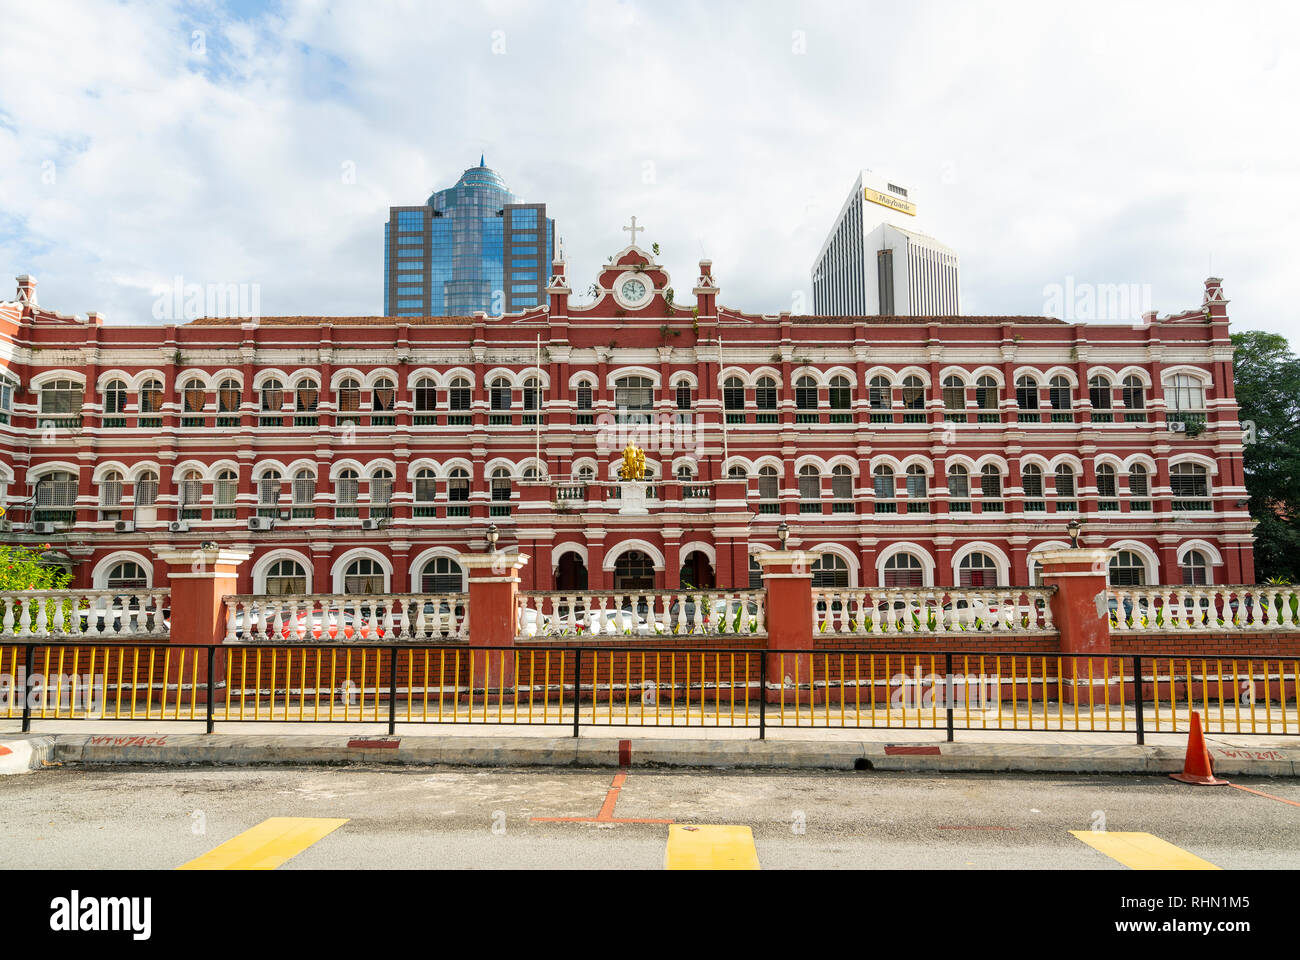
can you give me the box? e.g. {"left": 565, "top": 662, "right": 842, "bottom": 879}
{"left": 0, "top": 242, "right": 1254, "bottom": 597}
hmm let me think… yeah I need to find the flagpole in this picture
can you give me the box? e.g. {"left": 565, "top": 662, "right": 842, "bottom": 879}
{"left": 535, "top": 334, "right": 542, "bottom": 475}
{"left": 718, "top": 327, "right": 729, "bottom": 465}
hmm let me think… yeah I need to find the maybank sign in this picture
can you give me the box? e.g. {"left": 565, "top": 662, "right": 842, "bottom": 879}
{"left": 864, "top": 187, "right": 916, "bottom": 217}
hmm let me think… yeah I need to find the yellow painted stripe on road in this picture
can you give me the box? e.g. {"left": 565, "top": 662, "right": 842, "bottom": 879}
{"left": 179, "top": 817, "right": 349, "bottom": 871}
{"left": 665, "top": 825, "right": 760, "bottom": 870}
{"left": 1068, "top": 831, "right": 1220, "bottom": 870}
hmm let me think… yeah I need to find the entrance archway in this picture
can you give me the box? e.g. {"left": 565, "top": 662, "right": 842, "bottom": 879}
{"left": 613, "top": 550, "right": 655, "bottom": 590}
{"left": 554, "top": 551, "right": 589, "bottom": 591}
{"left": 679, "top": 550, "right": 715, "bottom": 589}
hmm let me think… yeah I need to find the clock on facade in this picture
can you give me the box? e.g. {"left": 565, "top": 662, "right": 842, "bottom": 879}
{"left": 614, "top": 273, "right": 652, "bottom": 308}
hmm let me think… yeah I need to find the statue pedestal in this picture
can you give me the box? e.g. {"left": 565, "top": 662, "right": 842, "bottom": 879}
{"left": 619, "top": 480, "right": 649, "bottom": 515}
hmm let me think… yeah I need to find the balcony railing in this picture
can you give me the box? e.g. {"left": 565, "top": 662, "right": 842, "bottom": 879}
{"left": 0, "top": 589, "right": 170, "bottom": 639}
{"left": 812, "top": 588, "right": 1057, "bottom": 635}
{"left": 224, "top": 593, "right": 468, "bottom": 643}
{"left": 517, "top": 590, "right": 766, "bottom": 638}
{"left": 1108, "top": 585, "right": 1300, "bottom": 633}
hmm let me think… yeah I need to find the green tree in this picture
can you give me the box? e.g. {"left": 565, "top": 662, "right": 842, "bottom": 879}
{"left": 0, "top": 544, "right": 69, "bottom": 591}
{"left": 1230, "top": 331, "right": 1300, "bottom": 581}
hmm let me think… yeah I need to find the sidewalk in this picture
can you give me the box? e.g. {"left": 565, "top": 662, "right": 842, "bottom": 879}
{"left": 2, "top": 721, "right": 1296, "bottom": 777}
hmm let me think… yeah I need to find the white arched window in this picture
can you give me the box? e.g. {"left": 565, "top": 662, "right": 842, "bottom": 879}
{"left": 1022, "top": 464, "right": 1045, "bottom": 511}
{"left": 371, "top": 378, "right": 396, "bottom": 424}
{"left": 337, "top": 378, "right": 362, "bottom": 423}
{"left": 419, "top": 556, "right": 465, "bottom": 593}
{"left": 831, "top": 465, "right": 853, "bottom": 510}
{"left": 975, "top": 376, "right": 999, "bottom": 419}
{"left": 723, "top": 376, "right": 745, "bottom": 417}
{"left": 883, "top": 552, "right": 924, "bottom": 588}
{"left": 257, "top": 470, "right": 281, "bottom": 517}
{"left": 102, "top": 379, "right": 128, "bottom": 427}
{"left": 414, "top": 468, "right": 437, "bottom": 509}
{"left": 179, "top": 469, "right": 203, "bottom": 519}
{"left": 1129, "top": 463, "right": 1151, "bottom": 510}
{"left": 99, "top": 470, "right": 124, "bottom": 521}
{"left": 265, "top": 559, "right": 308, "bottom": 596}
{"left": 755, "top": 376, "right": 778, "bottom": 420}
{"left": 1109, "top": 550, "right": 1147, "bottom": 587}
{"left": 343, "top": 558, "right": 386, "bottom": 595}
{"left": 182, "top": 379, "right": 206, "bottom": 423}
{"left": 370, "top": 469, "right": 394, "bottom": 519}
{"left": 868, "top": 375, "right": 891, "bottom": 411}
{"left": 795, "top": 375, "right": 819, "bottom": 418}
{"left": 828, "top": 375, "right": 852, "bottom": 421}
{"left": 947, "top": 464, "right": 971, "bottom": 512}
{"left": 872, "top": 465, "right": 896, "bottom": 513}
{"left": 295, "top": 380, "right": 319, "bottom": 426}
{"left": 1180, "top": 550, "right": 1211, "bottom": 586}
{"left": 811, "top": 554, "right": 850, "bottom": 588}
{"left": 217, "top": 379, "right": 241, "bottom": 422}
{"left": 214, "top": 469, "right": 237, "bottom": 519}
{"left": 980, "top": 464, "right": 1003, "bottom": 510}
{"left": 335, "top": 469, "right": 359, "bottom": 518}
{"left": 34, "top": 470, "right": 78, "bottom": 527}
{"left": 40, "top": 379, "right": 84, "bottom": 426}
{"left": 758, "top": 465, "right": 780, "bottom": 511}
{"left": 1054, "top": 464, "right": 1077, "bottom": 511}
{"left": 798, "top": 465, "right": 821, "bottom": 513}
{"left": 292, "top": 469, "right": 315, "bottom": 518}
{"left": 414, "top": 377, "right": 437, "bottom": 421}
{"left": 1048, "top": 375, "right": 1072, "bottom": 421}
{"left": 1097, "top": 464, "right": 1119, "bottom": 510}
{"left": 259, "top": 379, "right": 283, "bottom": 425}
{"left": 942, "top": 375, "right": 966, "bottom": 419}
{"left": 614, "top": 376, "right": 653, "bottom": 424}
{"left": 447, "top": 467, "right": 470, "bottom": 516}
{"left": 1171, "top": 463, "right": 1211, "bottom": 510}
{"left": 1015, "top": 375, "right": 1039, "bottom": 411}
{"left": 105, "top": 560, "right": 149, "bottom": 591}
{"left": 958, "top": 552, "right": 1000, "bottom": 588}
{"left": 490, "top": 467, "right": 512, "bottom": 516}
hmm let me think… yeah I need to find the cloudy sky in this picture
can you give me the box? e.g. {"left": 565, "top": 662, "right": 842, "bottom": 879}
{"left": 1, "top": 0, "right": 1297, "bottom": 344}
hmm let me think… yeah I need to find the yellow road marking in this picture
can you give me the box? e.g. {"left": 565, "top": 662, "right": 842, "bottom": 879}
{"left": 1068, "top": 831, "right": 1221, "bottom": 870}
{"left": 665, "top": 824, "right": 760, "bottom": 870}
{"left": 179, "top": 817, "right": 349, "bottom": 871}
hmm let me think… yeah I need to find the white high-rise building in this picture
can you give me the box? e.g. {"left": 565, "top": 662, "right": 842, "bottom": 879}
{"left": 811, "top": 171, "right": 960, "bottom": 316}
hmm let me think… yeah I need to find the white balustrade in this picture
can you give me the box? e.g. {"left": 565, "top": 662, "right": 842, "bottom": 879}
{"left": 223, "top": 594, "right": 468, "bottom": 643}
{"left": 811, "top": 588, "right": 1057, "bottom": 635}
{"left": 1108, "top": 585, "right": 1300, "bottom": 633}
{"left": 516, "top": 590, "right": 766, "bottom": 638}
{"left": 0, "top": 590, "right": 170, "bottom": 639}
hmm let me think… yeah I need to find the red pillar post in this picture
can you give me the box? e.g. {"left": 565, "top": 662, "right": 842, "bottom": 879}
{"left": 1037, "top": 548, "right": 1115, "bottom": 706}
{"left": 458, "top": 552, "right": 529, "bottom": 703}
{"left": 756, "top": 549, "right": 821, "bottom": 704}
{"left": 156, "top": 547, "right": 252, "bottom": 705}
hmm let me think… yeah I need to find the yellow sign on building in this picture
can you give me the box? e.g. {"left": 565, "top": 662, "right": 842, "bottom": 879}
{"left": 864, "top": 187, "right": 916, "bottom": 217}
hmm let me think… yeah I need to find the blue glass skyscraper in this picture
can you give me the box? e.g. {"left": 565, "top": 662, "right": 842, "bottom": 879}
{"left": 385, "top": 158, "right": 556, "bottom": 316}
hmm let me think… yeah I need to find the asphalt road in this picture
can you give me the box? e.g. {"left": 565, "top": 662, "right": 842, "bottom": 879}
{"left": 2, "top": 766, "right": 1298, "bottom": 870}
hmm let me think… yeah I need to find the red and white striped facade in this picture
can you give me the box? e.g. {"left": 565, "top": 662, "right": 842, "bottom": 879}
{"left": 0, "top": 244, "right": 1254, "bottom": 596}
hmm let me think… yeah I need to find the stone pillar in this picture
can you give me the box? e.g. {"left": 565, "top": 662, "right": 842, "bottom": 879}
{"left": 156, "top": 547, "right": 252, "bottom": 705}
{"left": 755, "top": 550, "right": 821, "bottom": 703}
{"left": 458, "top": 552, "right": 529, "bottom": 702}
{"left": 1037, "top": 547, "right": 1115, "bottom": 706}
{"left": 157, "top": 547, "right": 252, "bottom": 647}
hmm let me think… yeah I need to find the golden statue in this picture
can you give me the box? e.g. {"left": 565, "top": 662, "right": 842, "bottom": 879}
{"left": 618, "top": 442, "right": 646, "bottom": 481}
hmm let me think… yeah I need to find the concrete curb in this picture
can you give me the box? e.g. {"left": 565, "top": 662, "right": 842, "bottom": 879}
{"left": 7, "top": 732, "right": 1297, "bottom": 776}
{"left": 0, "top": 735, "right": 57, "bottom": 775}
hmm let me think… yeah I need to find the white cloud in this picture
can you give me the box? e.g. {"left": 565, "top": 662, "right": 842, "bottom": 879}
{"left": 0, "top": 0, "right": 1296, "bottom": 345}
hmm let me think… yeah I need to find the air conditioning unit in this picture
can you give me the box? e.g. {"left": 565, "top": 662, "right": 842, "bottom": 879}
{"left": 1168, "top": 421, "right": 1188, "bottom": 433}
{"left": 33, "top": 521, "right": 55, "bottom": 535}
{"left": 361, "top": 518, "right": 385, "bottom": 530}
{"left": 248, "top": 516, "right": 274, "bottom": 531}
{"left": 114, "top": 520, "right": 135, "bottom": 533}
{"left": 168, "top": 520, "right": 190, "bottom": 533}
{"left": 0, "top": 520, "right": 10, "bottom": 533}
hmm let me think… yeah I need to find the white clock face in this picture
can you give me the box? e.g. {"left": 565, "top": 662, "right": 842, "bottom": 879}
{"left": 620, "top": 278, "right": 647, "bottom": 303}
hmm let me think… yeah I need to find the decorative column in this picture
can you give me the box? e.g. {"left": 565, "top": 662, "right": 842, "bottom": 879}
{"left": 755, "top": 549, "right": 822, "bottom": 703}
{"left": 156, "top": 546, "right": 252, "bottom": 706}
{"left": 457, "top": 551, "right": 530, "bottom": 701}
{"left": 1037, "top": 547, "right": 1115, "bottom": 706}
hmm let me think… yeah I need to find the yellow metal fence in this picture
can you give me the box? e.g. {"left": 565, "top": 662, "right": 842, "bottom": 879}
{"left": 1, "top": 643, "right": 1296, "bottom": 741}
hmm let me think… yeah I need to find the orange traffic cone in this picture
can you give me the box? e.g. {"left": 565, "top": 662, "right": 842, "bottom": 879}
{"left": 1169, "top": 710, "right": 1229, "bottom": 785}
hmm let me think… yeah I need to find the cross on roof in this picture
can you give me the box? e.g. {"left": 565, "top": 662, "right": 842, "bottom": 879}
{"left": 623, "top": 216, "right": 644, "bottom": 247}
